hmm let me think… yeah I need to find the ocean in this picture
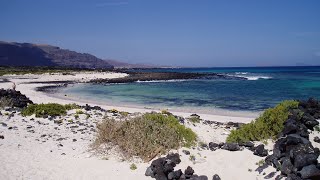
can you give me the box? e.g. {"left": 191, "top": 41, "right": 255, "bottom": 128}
{"left": 60, "top": 66, "right": 320, "bottom": 113}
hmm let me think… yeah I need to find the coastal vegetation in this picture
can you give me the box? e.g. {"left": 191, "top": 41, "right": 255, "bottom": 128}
{"left": 95, "top": 113, "right": 197, "bottom": 161}
{"left": 21, "top": 103, "right": 79, "bottom": 117}
{"left": 226, "top": 100, "right": 299, "bottom": 143}
{"left": 0, "top": 97, "right": 13, "bottom": 109}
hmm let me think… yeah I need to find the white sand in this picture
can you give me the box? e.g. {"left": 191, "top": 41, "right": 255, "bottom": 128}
{"left": 2, "top": 71, "right": 314, "bottom": 180}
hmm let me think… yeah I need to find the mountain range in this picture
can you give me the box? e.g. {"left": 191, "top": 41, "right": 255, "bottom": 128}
{"left": 0, "top": 41, "right": 160, "bottom": 69}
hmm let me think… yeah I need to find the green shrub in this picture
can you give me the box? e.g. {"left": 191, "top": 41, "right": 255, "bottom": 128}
{"left": 76, "top": 109, "right": 84, "bottom": 114}
{"left": 74, "top": 114, "right": 79, "bottom": 119}
{"left": 65, "top": 103, "right": 80, "bottom": 110}
{"left": 188, "top": 116, "right": 201, "bottom": 123}
{"left": 130, "top": 163, "right": 137, "bottom": 170}
{"left": 226, "top": 100, "right": 299, "bottom": 143}
{"left": 21, "top": 103, "right": 67, "bottom": 117}
{"left": 95, "top": 113, "right": 197, "bottom": 161}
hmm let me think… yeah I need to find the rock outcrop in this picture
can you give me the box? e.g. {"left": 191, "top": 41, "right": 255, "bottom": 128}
{"left": 259, "top": 98, "right": 320, "bottom": 179}
{"left": 0, "top": 89, "right": 33, "bottom": 108}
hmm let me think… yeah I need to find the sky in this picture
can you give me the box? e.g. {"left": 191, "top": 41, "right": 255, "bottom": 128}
{"left": 1, "top": 0, "right": 320, "bottom": 67}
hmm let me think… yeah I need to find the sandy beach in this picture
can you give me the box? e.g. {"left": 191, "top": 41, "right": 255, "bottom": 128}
{"left": 1, "top": 71, "right": 319, "bottom": 180}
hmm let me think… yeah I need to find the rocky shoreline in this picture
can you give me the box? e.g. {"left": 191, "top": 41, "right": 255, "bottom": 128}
{"left": 89, "top": 71, "right": 245, "bottom": 84}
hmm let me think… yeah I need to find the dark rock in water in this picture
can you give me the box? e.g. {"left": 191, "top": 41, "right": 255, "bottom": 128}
{"left": 182, "top": 150, "right": 190, "bottom": 155}
{"left": 0, "top": 135, "right": 4, "bottom": 139}
{"left": 264, "top": 172, "right": 276, "bottom": 179}
{"left": 280, "top": 157, "right": 294, "bottom": 176}
{"left": 314, "top": 136, "right": 320, "bottom": 143}
{"left": 221, "top": 143, "right": 241, "bottom": 151}
{"left": 298, "top": 164, "right": 320, "bottom": 179}
{"left": 208, "top": 142, "right": 220, "bottom": 151}
{"left": 253, "top": 144, "right": 268, "bottom": 157}
{"left": 0, "top": 89, "right": 33, "bottom": 108}
{"left": 212, "top": 174, "right": 221, "bottom": 180}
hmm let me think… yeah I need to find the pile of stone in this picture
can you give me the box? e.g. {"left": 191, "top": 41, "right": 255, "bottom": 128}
{"left": 259, "top": 98, "right": 320, "bottom": 179}
{"left": 145, "top": 153, "right": 220, "bottom": 180}
{"left": 208, "top": 141, "right": 268, "bottom": 157}
{"left": 0, "top": 89, "right": 33, "bottom": 108}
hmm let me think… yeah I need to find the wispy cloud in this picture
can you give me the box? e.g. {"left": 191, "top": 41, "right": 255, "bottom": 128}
{"left": 95, "top": 1, "right": 128, "bottom": 7}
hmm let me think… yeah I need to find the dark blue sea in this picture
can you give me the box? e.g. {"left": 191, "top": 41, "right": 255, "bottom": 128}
{"left": 61, "top": 66, "right": 320, "bottom": 112}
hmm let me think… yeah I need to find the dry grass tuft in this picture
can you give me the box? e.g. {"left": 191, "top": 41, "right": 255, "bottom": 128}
{"left": 94, "top": 113, "right": 197, "bottom": 161}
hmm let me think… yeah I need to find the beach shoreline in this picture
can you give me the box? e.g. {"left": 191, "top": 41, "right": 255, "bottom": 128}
{"left": 0, "top": 72, "right": 259, "bottom": 123}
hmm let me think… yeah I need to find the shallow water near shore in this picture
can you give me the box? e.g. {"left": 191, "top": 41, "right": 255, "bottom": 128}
{"left": 60, "top": 66, "right": 320, "bottom": 112}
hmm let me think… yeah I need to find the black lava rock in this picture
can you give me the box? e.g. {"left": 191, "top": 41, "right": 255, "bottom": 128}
{"left": 221, "top": 143, "right": 241, "bottom": 151}
{"left": 0, "top": 89, "right": 33, "bottom": 108}
{"left": 253, "top": 144, "right": 268, "bottom": 157}
{"left": 208, "top": 142, "right": 220, "bottom": 151}
{"left": 314, "top": 136, "right": 320, "bottom": 143}
{"left": 212, "top": 174, "right": 221, "bottom": 180}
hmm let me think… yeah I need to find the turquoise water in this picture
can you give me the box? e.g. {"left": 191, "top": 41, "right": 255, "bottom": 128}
{"left": 61, "top": 66, "right": 320, "bottom": 112}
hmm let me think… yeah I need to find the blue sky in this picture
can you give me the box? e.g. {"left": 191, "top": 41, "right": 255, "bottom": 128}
{"left": 1, "top": 0, "right": 320, "bottom": 67}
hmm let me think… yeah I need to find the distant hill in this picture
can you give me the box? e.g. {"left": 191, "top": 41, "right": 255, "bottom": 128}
{"left": 104, "top": 59, "right": 162, "bottom": 69}
{"left": 0, "top": 41, "right": 113, "bottom": 69}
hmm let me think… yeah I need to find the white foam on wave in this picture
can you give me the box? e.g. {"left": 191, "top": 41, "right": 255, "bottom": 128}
{"left": 227, "top": 72, "right": 272, "bottom": 81}
{"left": 241, "top": 76, "right": 272, "bottom": 80}
{"left": 235, "top": 72, "right": 249, "bottom": 75}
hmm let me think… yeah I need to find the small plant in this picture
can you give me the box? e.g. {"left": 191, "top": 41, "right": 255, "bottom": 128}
{"left": 314, "top": 125, "right": 320, "bottom": 132}
{"left": 86, "top": 114, "right": 91, "bottom": 119}
{"left": 74, "top": 114, "right": 79, "bottom": 119}
{"left": 64, "top": 103, "right": 80, "bottom": 110}
{"left": 188, "top": 116, "right": 201, "bottom": 123}
{"left": 256, "top": 159, "right": 265, "bottom": 166}
{"left": 130, "top": 163, "right": 137, "bottom": 170}
{"left": 108, "top": 109, "right": 119, "bottom": 113}
{"left": 68, "top": 119, "right": 73, "bottom": 123}
{"left": 4, "top": 112, "right": 9, "bottom": 116}
{"left": 248, "top": 169, "right": 252, "bottom": 172}
{"left": 189, "top": 154, "right": 196, "bottom": 161}
{"left": 161, "top": 109, "right": 172, "bottom": 115}
{"left": 76, "top": 110, "right": 84, "bottom": 114}
{"left": 120, "top": 111, "right": 129, "bottom": 117}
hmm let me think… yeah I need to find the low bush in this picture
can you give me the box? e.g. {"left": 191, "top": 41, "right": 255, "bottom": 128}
{"left": 22, "top": 103, "right": 67, "bottom": 117}
{"left": 65, "top": 103, "right": 80, "bottom": 110}
{"left": 226, "top": 100, "right": 299, "bottom": 143}
{"left": 95, "top": 113, "right": 197, "bottom": 161}
{"left": 21, "top": 103, "right": 80, "bottom": 117}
